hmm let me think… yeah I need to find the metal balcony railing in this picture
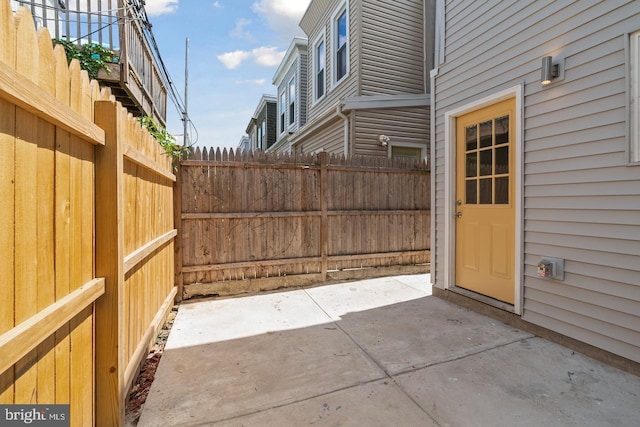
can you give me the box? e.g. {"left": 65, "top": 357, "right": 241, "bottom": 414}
{"left": 12, "top": 0, "right": 167, "bottom": 125}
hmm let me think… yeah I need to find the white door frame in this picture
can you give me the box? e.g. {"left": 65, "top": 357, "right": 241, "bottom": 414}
{"left": 443, "top": 85, "right": 524, "bottom": 315}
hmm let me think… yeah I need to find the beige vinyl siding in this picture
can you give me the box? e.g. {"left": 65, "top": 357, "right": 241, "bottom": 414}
{"left": 360, "top": 0, "right": 425, "bottom": 95}
{"left": 433, "top": 0, "right": 640, "bottom": 362}
{"left": 297, "top": 118, "right": 345, "bottom": 154}
{"left": 353, "top": 107, "right": 429, "bottom": 156}
{"left": 305, "top": 0, "right": 360, "bottom": 123}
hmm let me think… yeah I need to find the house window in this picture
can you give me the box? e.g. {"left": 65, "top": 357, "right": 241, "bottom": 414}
{"left": 315, "top": 39, "right": 326, "bottom": 100}
{"left": 257, "top": 125, "right": 262, "bottom": 150}
{"left": 288, "top": 77, "right": 296, "bottom": 126}
{"left": 334, "top": 6, "right": 348, "bottom": 83}
{"left": 279, "top": 92, "right": 286, "bottom": 134}
{"left": 631, "top": 30, "right": 640, "bottom": 162}
{"left": 261, "top": 120, "right": 266, "bottom": 149}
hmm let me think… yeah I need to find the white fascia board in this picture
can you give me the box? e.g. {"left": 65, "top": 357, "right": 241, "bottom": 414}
{"left": 342, "top": 94, "right": 431, "bottom": 111}
{"left": 253, "top": 94, "right": 277, "bottom": 119}
{"left": 273, "top": 37, "right": 308, "bottom": 85}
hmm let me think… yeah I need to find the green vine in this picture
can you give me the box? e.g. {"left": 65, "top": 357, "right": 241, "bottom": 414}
{"left": 137, "top": 116, "right": 190, "bottom": 163}
{"left": 52, "top": 39, "right": 117, "bottom": 79}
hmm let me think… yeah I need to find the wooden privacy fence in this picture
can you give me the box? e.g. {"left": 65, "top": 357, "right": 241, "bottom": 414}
{"left": 176, "top": 148, "right": 430, "bottom": 298}
{"left": 0, "top": 4, "right": 176, "bottom": 426}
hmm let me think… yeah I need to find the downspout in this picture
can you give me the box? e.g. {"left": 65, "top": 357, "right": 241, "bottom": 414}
{"left": 337, "top": 103, "right": 349, "bottom": 156}
{"left": 430, "top": 0, "right": 445, "bottom": 286}
{"left": 430, "top": 68, "right": 438, "bottom": 287}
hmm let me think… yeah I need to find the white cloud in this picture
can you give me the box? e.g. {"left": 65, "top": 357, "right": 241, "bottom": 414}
{"left": 212, "top": 1, "right": 222, "bottom": 8}
{"left": 217, "top": 47, "right": 285, "bottom": 69}
{"left": 251, "top": 46, "right": 285, "bottom": 67}
{"left": 252, "top": 0, "right": 311, "bottom": 37}
{"left": 145, "top": 0, "right": 179, "bottom": 16}
{"left": 217, "top": 50, "right": 252, "bottom": 69}
{"left": 235, "top": 79, "right": 266, "bottom": 85}
{"left": 230, "top": 18, "right": 252, "bottom": 39}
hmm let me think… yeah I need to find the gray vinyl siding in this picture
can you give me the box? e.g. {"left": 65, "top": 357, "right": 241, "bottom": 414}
{"left": 299, "top": 53, "right": 309, "bottom": 127}
{"left": 360, "top": 0, "right": 425, "bottom": 95}
{"left": 266, "top": 102, "right": 277, "bottom": 149}
{"left": 353, "top": 107, "right": 429, "bottom": 157}
{"left": 433, "top": 0, "right": 640, "bottom": 362}
{"left": 297, "top": 118, "right": 345, "bottom": 154}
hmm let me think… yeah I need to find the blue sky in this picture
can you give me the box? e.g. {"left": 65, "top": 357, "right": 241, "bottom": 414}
{"left": 145, "top": 0, "right": 311, "bottom": 150}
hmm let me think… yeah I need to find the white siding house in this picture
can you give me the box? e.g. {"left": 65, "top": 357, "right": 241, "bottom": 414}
{"left": 431, "top": 0, "right": 640, "bottom": 365}
{"left": 291, "top": 0, "right": 435, "bottom": 161}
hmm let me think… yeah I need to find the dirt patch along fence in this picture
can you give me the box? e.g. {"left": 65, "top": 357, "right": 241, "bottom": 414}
{"left": 0, "top": 5, "right": 176, "bottom": 426}
{"left": 176, "top": 148, "right": 431, "bottom": 299}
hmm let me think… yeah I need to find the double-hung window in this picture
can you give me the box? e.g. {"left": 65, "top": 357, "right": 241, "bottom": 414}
{"left": 279, "top": 92, "right": 286, "bottom": 134}
{"left": 335, "top": 6, "right": 348, "bottom": 82}
{"left": 315, "top": 39, "right": 326, "bottom": 100}
{"left": 631, "top": 30, "right": 640, "bottom": 162}
{"left": 288, "top": 77, "right": 296, "bottom": 126}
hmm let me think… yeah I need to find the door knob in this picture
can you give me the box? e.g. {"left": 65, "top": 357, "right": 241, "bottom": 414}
{"left": 455, "top": 211, "right": 462, "bottom": 218}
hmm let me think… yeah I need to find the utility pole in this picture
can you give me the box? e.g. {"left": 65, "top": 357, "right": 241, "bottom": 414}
{"left": 182, "top": 37, "right": 190, "bottom": 147}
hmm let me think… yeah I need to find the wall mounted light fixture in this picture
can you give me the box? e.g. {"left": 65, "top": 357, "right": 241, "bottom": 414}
{"left": 378, "top": 135, "right": 390, "bottom": 146}
{"left": 541, "top": 56, "right": 558, "bottom": 85}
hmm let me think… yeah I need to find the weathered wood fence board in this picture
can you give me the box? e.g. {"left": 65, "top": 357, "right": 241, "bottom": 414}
{"left": 177, "top": 148, "right": 430, "bottom": 298}
{"left": 0, "top": 4, "right": 176, "bottom": 425}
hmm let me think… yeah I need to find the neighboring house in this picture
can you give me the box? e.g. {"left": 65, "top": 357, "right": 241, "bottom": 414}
{"left": 237, "top": 135, "right": 250, "bottom": 152}
{"left": 12, "top": 0, "right": 168, "bottom": 125}
{"left": 244, "top": 95, "right": 277, "bottom": 151}
{"left": 290, "top": 0, "right": 436, "bottom": 160}
{"left": 430, "top": 0, "right": 640, "bottom": 365}
{"left": 268, "top": 37, "right": 308, "bottom": 154}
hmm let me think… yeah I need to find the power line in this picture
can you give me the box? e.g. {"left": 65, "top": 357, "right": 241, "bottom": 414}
{"left": 129, "top": 0, "right": 197, "bottom": 146}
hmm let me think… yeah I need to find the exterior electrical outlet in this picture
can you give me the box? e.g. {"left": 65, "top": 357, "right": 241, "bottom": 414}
{"left": 537, "top": 258, "right": 565, "bottom": 280}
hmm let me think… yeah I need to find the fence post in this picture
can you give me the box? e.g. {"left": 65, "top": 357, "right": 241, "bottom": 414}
{"left": 174, "top": 161, "right": 183, "bottom": 302}
{"left": 93, "top": 100, "right": 125, "bottom": 426}
{"left": 319, "top": 152, "right": 329, "bottom": 281}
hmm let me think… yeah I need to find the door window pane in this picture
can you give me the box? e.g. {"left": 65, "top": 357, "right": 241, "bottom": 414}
{"left": 495, "top": 177, "right": 509, "bottom": 204}
{"left": 479, "top": 120, "right": 492, "bottom": 148}
{"left": 495, "top": 146, "right": 509, "bottom": 174}
{"left": 466, "top": 180, "right": 477, "bottom": 204}
{"left": 466, "top": 125, "right": 477, "bottom": 151}
{"left": 480, "top": 178, "right": 492, "bottom": 204}
{"left": 495, "top": 116, "right": 509, "bottom": 144}
{"left": 479, "top": 150, "right": 492, "bottom": 176}
{"left": 466, "top": 152, "right": 477, "bottom": 177}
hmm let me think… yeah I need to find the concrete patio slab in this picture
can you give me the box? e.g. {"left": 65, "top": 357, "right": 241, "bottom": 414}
{"left": 305, "top": 275, "right": 432, "bottom": 321}
{"left": 139, "top": 322, "right": 385, "bottom": 425}
{"left": 137, "top": 274, "right": 640, "bottom": 426}
{"left": 214, "top": 379, "right": 439, "bottom": 427}
{"left": 335, "top": 296, "right": 532, "bottom": 375}
{"left": 396, "top": 337, "right": 640, "bottom": 427}
{"left": 165, "top": 290, "right": 334, "bottom": 349}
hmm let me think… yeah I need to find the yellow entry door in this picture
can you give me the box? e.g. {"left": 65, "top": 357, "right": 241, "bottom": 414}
{"left": 455, "top": 99, "right": 515, "bottom": 304}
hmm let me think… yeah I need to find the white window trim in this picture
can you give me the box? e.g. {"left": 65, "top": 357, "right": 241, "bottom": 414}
{"left": 631, "top": 30, "right": 640, "bottom": 163}
{"left": 288, "top": 76, "right": 296, "bottom": 129}
{"left": 387, "top": 142, "right": 427, "bottom": 161}
{"left": 312, "top": 30, "right": 327, "bottom": 104}
{"left": 331, "top": 0, "right": 349, "bottom": 87}
{"left": 279, "top": 91, "right": 287, "bottom": 135}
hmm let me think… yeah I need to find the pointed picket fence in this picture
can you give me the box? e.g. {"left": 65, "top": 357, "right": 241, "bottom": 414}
{"left": 176, "top": 148, "right": 430, "bottom": 299}
{"left": 0, "top": 4, "right": 176, "bottom": 426}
